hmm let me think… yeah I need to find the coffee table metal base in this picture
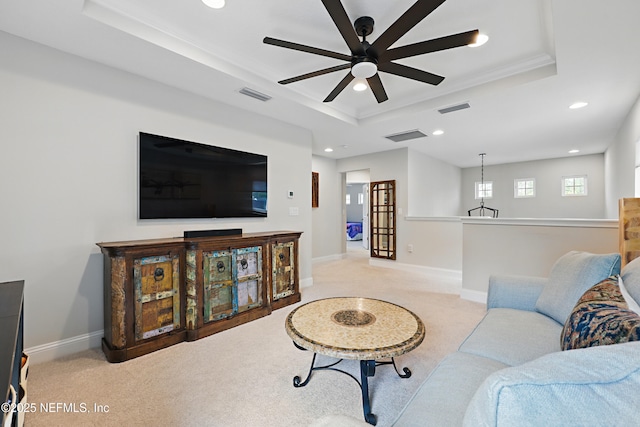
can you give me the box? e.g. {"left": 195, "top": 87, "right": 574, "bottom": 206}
{"left": 292, "top": 343, "right": 412, "bottom": 425}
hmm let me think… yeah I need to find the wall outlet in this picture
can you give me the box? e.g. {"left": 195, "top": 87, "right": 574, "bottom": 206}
{"left": 407, "top": 244, "right": 414, "bottom": 253}
{"left": 289, "top": 207, "right": 299, "bottom": 216}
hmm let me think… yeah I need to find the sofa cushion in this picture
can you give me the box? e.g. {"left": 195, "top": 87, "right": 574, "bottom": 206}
{"left": 561, "top": 276, "right": 640, "bottom": 350}
{"left": 463, "top": 341, "right": 640, "bottom": 427}
{"left": 619, "top": 276, "right": 640, "bottom": 315}
{"left": 458, "top": 308, "right": 562, "bottom": 366}
{"left": 487, "top": 275, "right": 547, "bottom": 311}
{"left": 621, "top": 255, "right": 640, "bottom": 307}
{"left": 392, "top": 352, "right": 508, "bottom": 427}
{"left": 535, "top": 251, "right": 621, "bottom": 324}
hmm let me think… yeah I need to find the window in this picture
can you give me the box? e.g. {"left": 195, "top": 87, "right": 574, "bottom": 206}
{"left": 345, "top": 194, "right": 351, "bottom": 205}
{"left": 562, "top": 175, "right": 588, "bottom": 196}
{"left": 358, "top": 193, "right": 364, "bottom": 205}
{"left": 514, "top": 178, "right": 535, "bottom": 198}
{"left": 475, "top": 181, "right": 493, "bottom": 199}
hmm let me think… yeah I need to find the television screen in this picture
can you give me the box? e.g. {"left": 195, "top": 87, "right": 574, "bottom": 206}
{"left": 138, "top": 132, "right": 267, "bottom": 219}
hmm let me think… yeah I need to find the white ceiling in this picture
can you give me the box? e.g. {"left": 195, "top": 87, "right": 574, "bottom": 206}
{"left": 1, "top": 0, "right": 639, "bottom": 167}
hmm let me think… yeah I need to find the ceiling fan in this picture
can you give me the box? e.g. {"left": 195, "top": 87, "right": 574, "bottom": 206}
{"left": 263, "top": 0, "right": 479, "bottom": 103}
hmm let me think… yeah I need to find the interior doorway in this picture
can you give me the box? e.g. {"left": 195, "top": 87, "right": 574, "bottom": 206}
{"left": 345, "top": 170, "right": 370, "bottom": 254}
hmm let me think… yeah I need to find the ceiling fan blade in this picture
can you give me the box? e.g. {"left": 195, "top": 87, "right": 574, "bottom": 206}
{"left": 263, "top": 37, "right": 351, "bottom": 62}
{"left": 370, "top": 0, "right": 447, "bottom": 55}
{"left": 321, "top": 0, "right": 365, "bottom": 55}
{"left": 380, "top": 30, "right": 479, "bottom": 62}
{"left": 367, "top": 74, "right": 388, "bottom": 103}
{"left": 324, "top": 72, "right": 355, "bottom": 102}
{"left": 278, "top": 64, "right": 351, "bottom": 85}
{"left": 378, "top": 62, "right": 444, "bottom": 85}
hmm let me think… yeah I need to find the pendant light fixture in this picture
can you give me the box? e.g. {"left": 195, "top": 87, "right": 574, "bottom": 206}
{"left": 468, "top": 153, "right": 498, "bottom": 218}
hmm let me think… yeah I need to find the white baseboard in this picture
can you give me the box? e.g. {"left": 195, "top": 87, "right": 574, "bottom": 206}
{"left": 368, "top": 259, "right": 462, "bottom": 294}
{"left": 460, "top": 288, "right": 488, "bottom": 304}
{"left": 300, "top": 277, "right": 313, "bottom": 288}
{"left": 312, "top": 253, "right": 347, "bottom": 264}
{"left": 25, "top": 330, "right": 104, "bottom": 365}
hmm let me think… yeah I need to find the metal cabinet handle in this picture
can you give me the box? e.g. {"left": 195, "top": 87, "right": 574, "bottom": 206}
{"left": 216, "top": 261, "right": 225, "bottom": 273}
{"left": 154, "top": 267, "right": 165, "bottom": 281}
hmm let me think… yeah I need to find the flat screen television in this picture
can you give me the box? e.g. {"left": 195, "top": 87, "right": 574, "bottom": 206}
{"left": 138, "top": 132, "right": 267, "bottom": 219}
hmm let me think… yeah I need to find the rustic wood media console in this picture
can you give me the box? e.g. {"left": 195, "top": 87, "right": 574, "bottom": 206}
{"left": 97, "top": 231, "right": 302, "bottom": 362}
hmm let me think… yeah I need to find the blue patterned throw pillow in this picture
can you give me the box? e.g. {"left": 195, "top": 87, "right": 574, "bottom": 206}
{"left": 561, "top": 276, "right": 640, "bottom": 351}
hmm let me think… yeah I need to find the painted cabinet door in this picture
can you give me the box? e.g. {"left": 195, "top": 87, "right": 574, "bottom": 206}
{"left": 203, "top": 246, "right": 263, "bottom": 321}
{"left": 133, "top": 254, "right": 181, "bottom": 342}
{"left": 203, "top": 250, "right": 235, "bottom": 322}
{"left": 236, "top": 246, "right": 263, "bottom": 313}
{"left": 272, "top": 241, "right": 295, "bottom": 301}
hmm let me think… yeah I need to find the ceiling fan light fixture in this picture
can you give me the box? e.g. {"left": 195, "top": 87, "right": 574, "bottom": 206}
{"left": 351, "top": 61, "right": 377, "bottom": 79}
{"left": 202, "top": 0, "right": 225, "bottom": 9}
{"left": 353, "top": 80, "right": 368, "bottom": 92}
{"left": 468, "top": 33, "right": 489, "bottom": 47}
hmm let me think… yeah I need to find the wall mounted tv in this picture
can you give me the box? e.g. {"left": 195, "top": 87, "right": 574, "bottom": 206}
{"left": 139, "top": 132, "right": 267, "bottom": 219}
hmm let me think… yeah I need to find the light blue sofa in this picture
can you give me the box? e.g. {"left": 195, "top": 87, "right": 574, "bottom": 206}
{"left": 314, "top": 252, "right": 640, "bottom": 426}
{"left": 392, "top": 251, "right": 640, "bottom": 426}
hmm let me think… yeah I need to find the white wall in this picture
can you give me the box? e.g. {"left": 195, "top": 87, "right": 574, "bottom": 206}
{"left": 462, "top": 219, "right": 619, "bottom": 299}
{"left": 346, "top": 170, "right": 370, "bottom": 184}
{"left": 0, "top": 33, "right": 313, "bottom": 352}
{"left": 408, "top": 149, "right": 462, "bottom": 216}
{"left": 604, "top": 94, "right": 640, "bottom": 217}
{"left": 311, "top": 155, "right": 343, "bottom": 261}
{"left": 402, "top": 218, "right": 462, "bottom": 272}
{"left": 338, "top": 148, "right": 409, "bottom": 260}
{"left": 461, "top": 154, "right": 605, "bottom": 218}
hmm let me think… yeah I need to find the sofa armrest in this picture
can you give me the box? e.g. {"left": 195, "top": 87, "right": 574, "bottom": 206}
{"left": 487, "top": 275, "right": 548, "bottom": 311}
{"left": 463, "top": 341, "right": 640, "bottom": 427}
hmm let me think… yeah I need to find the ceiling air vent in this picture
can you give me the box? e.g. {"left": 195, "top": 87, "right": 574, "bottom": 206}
{"left": 438, "top": 102, "right": 470, "bottom": 114}
{"left": 239, "top": 87, "right": 272, "bottom": 102}
{"left": 384, "top": 129, "right": 427, "bottom": 143}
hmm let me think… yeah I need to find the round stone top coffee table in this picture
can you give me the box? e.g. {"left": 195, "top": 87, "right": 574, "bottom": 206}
{"left": 285, "top": 297, "right": 425, "bottom": 425}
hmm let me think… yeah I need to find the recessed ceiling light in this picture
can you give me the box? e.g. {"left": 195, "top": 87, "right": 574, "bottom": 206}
{"left": 432, "top": 130, "right": 444, "bottom": 136}
{"left": 353, "top": 80, "right": 368, "bottom": 92}
{"left": 468, "top": 33, "right": 489, "bottom": 47}
{"left": 202, "top": 0, "right": 225, "bottom": 9}
{"left": 324, "top": 148, "right": 334, "bottom": 153}
{"left": 568, "top": 149, "right": 580, "bottom": 154}
{"left": 569, "top": 101, "right": 588, "bottom": 109}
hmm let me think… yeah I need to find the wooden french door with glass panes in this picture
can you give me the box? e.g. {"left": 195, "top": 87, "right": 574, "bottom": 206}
{"left": 370, "top": 180, "right": 396, "bottom": 260}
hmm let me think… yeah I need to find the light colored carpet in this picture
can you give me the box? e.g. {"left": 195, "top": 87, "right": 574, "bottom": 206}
{"left": 25, "top": 252, "right": 485, "bottom": 427}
